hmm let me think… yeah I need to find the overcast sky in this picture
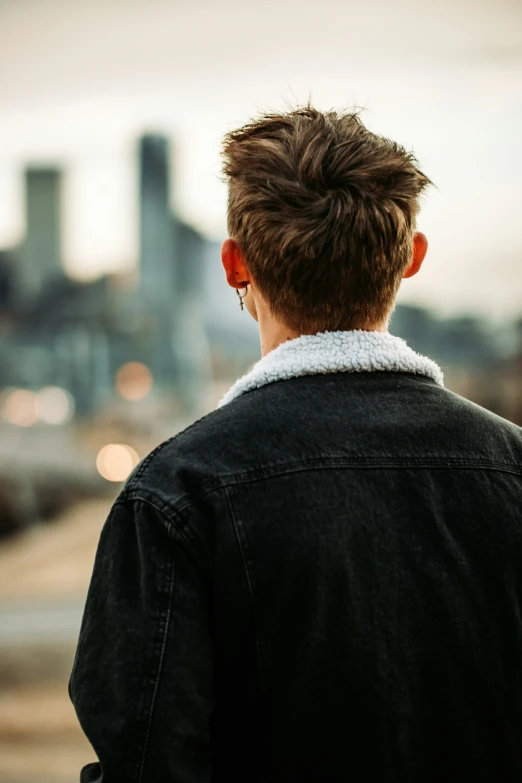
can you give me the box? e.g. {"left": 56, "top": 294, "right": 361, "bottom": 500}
{"left": 0, "top": 0, "right": 521, "bottom": 319}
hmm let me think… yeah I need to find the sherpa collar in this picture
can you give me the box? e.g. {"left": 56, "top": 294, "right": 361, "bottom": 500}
{"left": 219, "top": 330, "right": 444, "bottom": 407}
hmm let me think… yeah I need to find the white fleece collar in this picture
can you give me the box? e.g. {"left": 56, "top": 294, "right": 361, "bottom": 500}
{"left": 219, "top": 330, "right": 444, "bottom": 407}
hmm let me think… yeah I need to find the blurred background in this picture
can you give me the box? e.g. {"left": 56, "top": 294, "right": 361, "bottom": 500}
{"left": 0, "top": 0, "right": 521, "bottom": 780}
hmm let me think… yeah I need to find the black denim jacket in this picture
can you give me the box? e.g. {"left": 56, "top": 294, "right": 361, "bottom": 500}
{"left": 70, "top": 371, "right": 522, "bottom": 782}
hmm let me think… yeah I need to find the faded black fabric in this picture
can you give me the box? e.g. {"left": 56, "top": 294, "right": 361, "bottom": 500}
{"left": 70, "top": 372, "right": 522, "bottom": 782}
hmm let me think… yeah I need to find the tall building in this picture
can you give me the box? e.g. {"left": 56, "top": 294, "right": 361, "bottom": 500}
{"left": 138, "top": 134, "right": 176, "bottom": 309}
{"left": 19, "top": 167, "right": 63, "bottom": 303}
{"left": 0, "top": 250, "right": 15, "bottom": 310}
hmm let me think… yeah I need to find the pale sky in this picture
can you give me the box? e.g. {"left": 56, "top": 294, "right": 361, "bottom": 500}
{"left": 0, "top": 0, "right": 521, "bottom": 318}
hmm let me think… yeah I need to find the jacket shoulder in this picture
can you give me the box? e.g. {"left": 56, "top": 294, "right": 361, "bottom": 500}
{"left": 122, "top": 402, "right": 245, "bottom": 508}
{"left": 442, "top": 386, "right": 522, "bottom": 436}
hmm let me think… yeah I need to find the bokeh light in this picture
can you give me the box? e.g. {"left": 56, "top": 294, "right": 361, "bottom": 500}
{"left": 96, "top": 443, "right": 140, "bottom": 482}
{"left": 2, "top": 389, "right": 38, "bottom": 427}
{"left": 115, "top": 362, "right": 153, "bottom": 401}
{"left": 36, "top": 386, "right": 75, "bottom": 425}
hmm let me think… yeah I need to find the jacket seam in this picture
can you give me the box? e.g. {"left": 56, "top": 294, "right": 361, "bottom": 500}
{"left": 128, "top": 458, "right": 522, "bottom": 518}
{"left": 122, "top": 491, "right": 207, "bottom": 584}
{"left": 69, "top": 501, "right": 124, "bottom": 704}
{"left": 124, "top": 407, "right": 222, "bottom": 491}
{"left": 223, "top": 485, "right": 267, "bottom": 699}
{"left": 137, "top": 537, "right": 176, "bottom": 783}
{"left": 126, "top": 440, "right": 172, "bottom": 488}
{"left": 202, "top": 457, "right": 522, "bottom": 484}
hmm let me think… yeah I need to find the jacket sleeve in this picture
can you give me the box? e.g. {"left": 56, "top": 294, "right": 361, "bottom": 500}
{"left": 69, "top": 494, "right": 215, "bottom": 783}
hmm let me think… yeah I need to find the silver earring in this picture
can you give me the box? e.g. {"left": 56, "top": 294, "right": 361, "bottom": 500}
{"left": 236, "top": 284, "right": 248, "bottom": 310}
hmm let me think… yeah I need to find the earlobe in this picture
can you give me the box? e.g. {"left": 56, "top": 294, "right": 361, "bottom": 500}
{"left": 403, "top": 232, "right": 428, "bottom": 279}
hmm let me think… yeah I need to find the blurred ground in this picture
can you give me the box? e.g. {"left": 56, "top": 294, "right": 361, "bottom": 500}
{"left": 0, "top": 497, "right": 114, "bottom": 783}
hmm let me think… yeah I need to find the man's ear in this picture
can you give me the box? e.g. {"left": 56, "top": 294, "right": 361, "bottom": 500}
{"left": 221, "top": 239, "right": 250, "bottom": 289}
{"left": 403, "top": 232, "right": 428, "bottom": 279}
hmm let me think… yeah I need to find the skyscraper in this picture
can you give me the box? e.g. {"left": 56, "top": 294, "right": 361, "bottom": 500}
{"left": 138, "top": 134, "right": 176, "bottom": 309}
{"left": 19, "top": 167, "right": 63, "bottom": 303}
{"left": 137, "top": 132, "right": 212, "bottom": 403}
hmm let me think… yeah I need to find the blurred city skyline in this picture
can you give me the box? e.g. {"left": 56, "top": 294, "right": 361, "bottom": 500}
{"left": 0, "top": 0, "right": 521, "bottom": 319}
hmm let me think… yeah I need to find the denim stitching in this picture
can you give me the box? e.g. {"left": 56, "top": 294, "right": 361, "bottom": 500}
{"left": 137, "top": 536, "right": 176, "bottom": 783}
{"left": 128, "top": 458, "right": 522, "bottom": 519}
{"left": 195, "top": 458, "right": 522, "bottom": 492}
{"left": 125, "top": 441, "right": 171, "bottom": 490}
{"left": 69, "top": 502, "right": 127, "bottom": 703}
{"left": 206, "top": 458, "right": 522, "bottom": 487}
{"left": 124, "top": 491, "right": 210, "bottom": 584}
{"left": 125, "top": 407, "right": 225, "bottom": 490}
{"left": 224, "top": 485, "right": 267, "bottom": 698}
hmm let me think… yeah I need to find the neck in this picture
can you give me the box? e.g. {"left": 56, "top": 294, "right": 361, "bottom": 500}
{"left": 258, "top": 316, "right": 302, "bottom": 357}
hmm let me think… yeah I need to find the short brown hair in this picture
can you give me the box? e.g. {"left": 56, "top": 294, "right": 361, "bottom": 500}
{"left": 222, "top": 105, "right": 432, "bottom": 333}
